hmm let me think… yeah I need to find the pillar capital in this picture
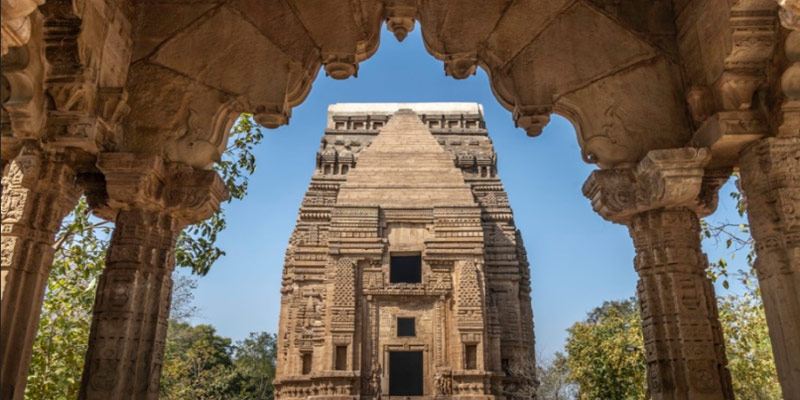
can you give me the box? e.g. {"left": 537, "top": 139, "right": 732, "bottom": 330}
{"left": 582, "top": 148, "right": 727, "bottom": 224}
{"left": 94, "top": 153, "right": 228, "bottom": 226}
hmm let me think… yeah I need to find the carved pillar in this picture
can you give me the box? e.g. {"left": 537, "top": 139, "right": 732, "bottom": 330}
{"left": 738, "top": 137, "right": 800, "bottom": 397}
{"left": 79, "top": 153, "right": 226, "bottom": 400}
{"left": 0, "top": 144, "right": 81, "bottom": 400}
{"left": 583, "top": 148, "right": 734, "bottom": 400}
{"left": 733, "top": 27, "right": 800, "bottom": 398}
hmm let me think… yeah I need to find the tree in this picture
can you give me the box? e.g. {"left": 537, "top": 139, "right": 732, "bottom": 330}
{"left": 24, "top": 198, "right": 110, "bottom": 399}
{"left": 718, "top": 291, "right": 781, "bottom": 400}
{"left": 160, "top": 323, "right": 242, "bottom": 400}
{"left": 700, "top": 179, "right": 780, "bottom": 399}
{"left": 233, "top": 332, "right": 278, "bottom": 400}
{"left": 176, "top": 115, "right": 264, "bottom": 275}
{"left": 26, "top": 115, "right": 263, "bottom": 398}
{"left": 564, "top": 298, "right": 647, "bottom": 400}
{"left": 536, "top": 352, "right": 578, "bottom": 400}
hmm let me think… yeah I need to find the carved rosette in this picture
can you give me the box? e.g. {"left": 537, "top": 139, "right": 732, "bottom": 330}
{"left": 1, "top": 145, "right": 81, "bottom": 400}
{"left": 738, "top": 137, "right": 800, "bottom": 396}
{"left": 583, "top": 147, "right": 734, "bottom": 399}
{"left": 80, "top": 153, "right": 227, "bottom": 399}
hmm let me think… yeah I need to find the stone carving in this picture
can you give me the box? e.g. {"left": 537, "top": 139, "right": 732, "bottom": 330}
{"left": 1, "top": 17, "right": 46, "bottom": 164}
{"left": 0, "top": 145, "right": 81, "bottom": 400}
{"left": 780, "top": 31, "right": 800, "bottom": 137}
{"left": 434, "top": 368, "right": 453, "bottom": 395}
{"left": 2, "top": 0, "right": 797, "bottom": 396}
{"left": 79, "top": 153, "right": 227, "bottom": 398}
{"left": 384, "top": 0, "right": 416, "bottom": 42}
{"left": 274, "top": 105, "right": 534, "bottom": 398}
{"left": 367, "top": 362, "right": 382, "bottom": 397}
{"left": 583, "top": 148, "right": 715, "bottom": 223}
{"left": 738, "top": 137, "right": 800, "bottom": 396}
{"left": 779, "top": 0, "right": 800, "bottom": 29}
{"left": 583, "top": 148, "right": 734, "bottom": 399}
{"left": 0, "top": 0, "right": 41, "bottom": 55}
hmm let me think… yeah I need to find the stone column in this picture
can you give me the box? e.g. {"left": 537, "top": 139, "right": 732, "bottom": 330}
{"left": 738, "top": 138, "right": 800, "bottom": 397}
{"left": 734, "top": 28, "right": 800, "bottom": 399}
{"left": 1, "top": 144, "right": 81, "bottom": 400}
{"left": 79, "top": 153, "right": 226, "bottom": 400}
{"left": 583, "top": 148, "right": 734, "bottom": 400}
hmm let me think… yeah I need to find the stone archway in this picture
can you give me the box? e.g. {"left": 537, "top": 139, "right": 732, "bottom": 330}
{"left": 1, "top": 0, "right": 799, "bottom": 398}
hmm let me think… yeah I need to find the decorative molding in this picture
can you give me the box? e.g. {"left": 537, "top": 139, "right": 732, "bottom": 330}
{"left": 582, "top": 148, "right": 722, "bottom": 224}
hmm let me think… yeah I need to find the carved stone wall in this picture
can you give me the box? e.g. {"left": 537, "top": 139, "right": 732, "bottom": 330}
{"left": 273, "top": 104, "right": 535, "bottom": 399}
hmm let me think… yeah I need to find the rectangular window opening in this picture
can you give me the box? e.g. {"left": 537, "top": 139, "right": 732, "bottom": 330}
{"left": 335, "top": 345, "right": 347, "bottom": 371}
{"left": 465, "top": 345, "right": 477, "bottom": 370}
{"left": 302, "top": 353, "right": 312, "bottom": 375}
{"left": 390, "top": 254, "right": 421, "bottom": 283}
{"left": 397, "top": 317, "right": 415, "bottom": 337}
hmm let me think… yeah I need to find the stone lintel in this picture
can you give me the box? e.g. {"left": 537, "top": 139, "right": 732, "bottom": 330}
{"left": 95, "top": 152, "right": 228, "bottom": 225}
{"left": 583, "top": 148, "right": 721, "bottom": 224}
{"left": 690, "top": 111, "right": 767, "bottom": 168}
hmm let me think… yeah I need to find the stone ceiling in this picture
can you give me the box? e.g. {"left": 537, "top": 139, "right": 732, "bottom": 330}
{"left": 0, "top": 0, "right": 791, "bottom": 170}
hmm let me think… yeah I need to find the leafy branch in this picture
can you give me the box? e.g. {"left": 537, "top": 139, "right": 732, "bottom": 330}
{"left": 176, "top": 114, "right": 264, "bottom": 275}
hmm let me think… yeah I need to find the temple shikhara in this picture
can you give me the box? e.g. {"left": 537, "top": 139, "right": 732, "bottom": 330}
{"left": 2, "top": 0, "right": 800, "bottom": 399}
{"left": 273, "top": 103, "right": 535, "bottom": 398}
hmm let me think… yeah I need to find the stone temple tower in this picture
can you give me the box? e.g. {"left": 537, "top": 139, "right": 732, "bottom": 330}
{"left": 273, "top": 103, "right": 535, "bottom": 399}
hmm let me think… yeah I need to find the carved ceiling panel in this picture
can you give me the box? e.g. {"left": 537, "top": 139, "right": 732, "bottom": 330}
{"left": 0, "top": 0, "right": 787, "bottom": 172}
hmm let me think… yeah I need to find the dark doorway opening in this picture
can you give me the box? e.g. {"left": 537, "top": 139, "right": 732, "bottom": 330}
{"left": 389, "top": 351, "right": 423, "bottom": 396}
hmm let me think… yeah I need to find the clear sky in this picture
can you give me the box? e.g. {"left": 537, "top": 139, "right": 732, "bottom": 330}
{"left": 183, "top": 27, "right": 749, "bottom": 359}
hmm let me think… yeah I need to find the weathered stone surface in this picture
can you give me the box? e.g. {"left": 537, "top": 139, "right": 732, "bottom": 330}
{"left": 1, "top": 145, "right": 81, "bottom": 400}
{"left": 1, "top": 0, "right": 799, "bottom": 398}
{"left": 274, "top": 104, "right": 535, "bottom": 399}
{"left": 739, "top": 137, "right": 800, "bottom": 397}
{"left": 584, "top": 148, "right": 735, "bottom": 400}
{"left": 78, "top": 153, "right": 227, "bottom": 399}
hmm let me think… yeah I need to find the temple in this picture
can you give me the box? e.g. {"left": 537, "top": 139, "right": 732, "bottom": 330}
{"left": 3, "top": 1, "right": 800, "bottom": 398}
{"left": 272, "top": 103, "right": 535, "bottom": 398}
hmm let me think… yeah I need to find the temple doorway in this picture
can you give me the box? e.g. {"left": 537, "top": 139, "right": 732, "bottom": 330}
{"left": 389, "top": 351, "right": 423, "bottom": 396}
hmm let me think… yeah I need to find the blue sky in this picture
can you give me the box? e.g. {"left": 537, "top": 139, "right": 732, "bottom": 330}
{"left": 183, "top": 27, "right": 749, "bottom": 358}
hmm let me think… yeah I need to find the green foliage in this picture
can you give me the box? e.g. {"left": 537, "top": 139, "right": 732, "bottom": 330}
{"left": 26, "top": 114, "right": 263, "bottom": 398}
{"left": 233, "top": 332, "right": 278, "bottom": 400}
{"left": 176, "top": 115, "right": 263, "bottom": 275}
{"left": 699, "top": 178, "right": 780, "bottom": 398}
{"left": 25, "top": 198, "right": 110, "bottom": 400}
{"left": 160, "top": 324, "right": 278, "bottom": 400}
{"left": 564, "top": 298, "right": 647, "bottom": 400}
{"left": 718, "top": 293, "right": 781, "bottom": 400}
{"left": 536, "top": 352, "right": 578, "bottom": 400}
{"left": 161, "top": 323, "right": 242, "bottom": 400}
